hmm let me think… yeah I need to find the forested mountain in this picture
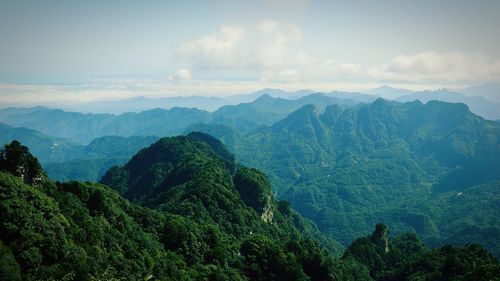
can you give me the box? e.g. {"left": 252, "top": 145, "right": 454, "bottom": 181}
{"left": 212, "top": 94, "right": 360, "bottom": 133}
{"left": 44, "top": 135, "right": 161, "bottom": 182}
{"left": 0, "top": 123, "right": 160, "bottom": 181}
{"left": 1, "top": 88, "right": 498, "bottom": 146}
{"left": 0, "top": 122, "right": 81, "bottom": 163}
{"left": 0, "top": 93, "right": 364, "bottom": 144}
{"left": 0, "top": 138, "right": 360, "bottom": 280}
{"left": 2, "top": 139, "right": 498, "bottom": 280}
{"left": 0, "top": 106, "right": 211, "bottom": 144}
{"left": 187, "top": 99, "right": 500, "bottom": 257}
{"left": 343, "top": 224, "right": 500, "bottom": 280}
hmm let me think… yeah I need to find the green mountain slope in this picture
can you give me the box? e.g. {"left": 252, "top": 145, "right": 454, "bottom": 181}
{"left": 187, "top": 99, "right": 500, "bottom": 257}
{"left": 0, "top": 123, "right": 159, "bottom": 181}
{"left": 2, "top": 140, "right": 498, "bottom": 280}
{"left": 0, "top": 122, "right": 81, "bottom": 163}
{"left": 212, "top": 93, "right": 359, "bottom": 133}
{"left": 101, "top": 132, "right": 343, "bottom": 254}
{"left": 43, "top": 135, "right": 161, "bottom": 182}
{"left": 1, "top": 139, "right": 366, "bottom": 280}
{"left": 343, "top": 224, "right": 500, "bottom": 281}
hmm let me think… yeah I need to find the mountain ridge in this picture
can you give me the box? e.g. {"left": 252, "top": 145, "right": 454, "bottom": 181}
{"left": 187, "top": 99, "right": 500, "bottom": 257}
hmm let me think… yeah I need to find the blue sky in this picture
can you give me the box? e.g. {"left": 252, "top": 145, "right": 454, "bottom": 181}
{"left": 0, "top": 0, "right": 499, "bottom": 104}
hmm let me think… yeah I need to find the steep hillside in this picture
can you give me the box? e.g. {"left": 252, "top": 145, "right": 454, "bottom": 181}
{"left": 0, "top": 122, "right": 81, "bottom": 163}
{"left": 101, "top": 132, "right": 343, "bottom": 254}
{"left": 43, "top": 135, "right": 161, "bottom": 182}
{"left": 0, "top": 124, "right": 159, "bottom": 181}
{"left": 0, "top": 139, "right": 366, "bottom": 280}
{"left": 2, "top": 140, "right": 498, "bottom": 280}
{"left": 212, "top": 93, "right": 359, "bottom": 133}
{"left": 343, "top": 224, "right": 500, "bottom": 281}
{"left": 188, "top": 99, "right": 500, "bottom": 257}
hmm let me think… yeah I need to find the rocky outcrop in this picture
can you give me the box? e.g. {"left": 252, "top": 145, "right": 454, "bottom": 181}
{"left": 370, "top": 223, "right": 389, "bottom": 253}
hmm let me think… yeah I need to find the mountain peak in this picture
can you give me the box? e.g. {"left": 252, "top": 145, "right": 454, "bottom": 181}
{"left": 271, "top": 104, "right": 326, "bottom": 140}
{"left": 285, "top": 104, "right": 321, "bottom": 119}
{"left": 254, "top": 93, "right": 275, "bottom": 102}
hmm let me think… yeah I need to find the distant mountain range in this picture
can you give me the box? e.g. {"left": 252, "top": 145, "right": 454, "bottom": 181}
{"left": 461, "top": 82, "right": 500, "bottom": 103}
{"left": 0, "top": 106, "right": 210, "bottom": 144}
{"left": 397, "top": 89, "right": 500, "bottom": 120}
{"left": 58, "top": 88, "right": 317, "bottom": 114}
{"left": 364, "top": 85, "right": 413, "bottom": 99}
{"left": 0, "top": 92, "right": 370, "bottom": 143}
{"left": 211, "top": 93, "right": 368, "bottom": 133}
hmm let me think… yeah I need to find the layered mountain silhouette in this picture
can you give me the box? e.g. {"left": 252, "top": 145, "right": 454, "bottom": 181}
{"left": 0, "top": 93, "right": 366, "bottom": 143}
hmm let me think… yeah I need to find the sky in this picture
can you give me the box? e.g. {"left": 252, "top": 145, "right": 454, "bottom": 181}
{"left": 0, "top": 0, "right": 499, "bottom": 105}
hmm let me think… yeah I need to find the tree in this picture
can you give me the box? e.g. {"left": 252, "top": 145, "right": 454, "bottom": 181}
{"left": 0, "top": 140, "right": 45, "bottom": 185}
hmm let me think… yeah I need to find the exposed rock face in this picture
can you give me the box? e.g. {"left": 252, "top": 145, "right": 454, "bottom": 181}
{"left": 371, "top": 223, "right": 389, "bottom": 253}
{"left": 260, "top": 201, "right": 274, "bottom": 223}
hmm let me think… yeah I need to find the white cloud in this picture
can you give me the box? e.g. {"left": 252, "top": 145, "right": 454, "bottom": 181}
{"left": 175, "top": 20, "right": 310, "bottom": 78}
{"left": 369, "top": 52, "right": 500, "bottom": 82}
{"left": 175, "top": 25, "right": 244, "bottom": 67}
{"left": 169, "top": 68, "right": 192, "bottom": 83}
{"left": 174, "top": 19, "right": 366, "bottom": 83}
{"left": 175, "top": 20, "right": 500, "bottom": 84}
{"left": 260, "top": 68, "right": 303, "bottom": 82}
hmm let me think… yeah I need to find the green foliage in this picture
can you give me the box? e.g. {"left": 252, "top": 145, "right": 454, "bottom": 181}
{"left": 0, "top": 122, "right": 81, "bottom": 163}
{"left": 0, "top": 139, "right": 353, "bottom": 280}
{"left": 0, "top": 241, "right": 22, "bottom": 281}
{"left": 1, "top": 139, "right": 498, "bottom": 280}
{"left": 0, "top": 140, "right": 45, "bottom": 184}
{"left": 186, "top": 132, "right": 236, "bottom": 173}
{"left": 234, "top": 167, "right": 272, "bottom": 212}
{"left": 211, "top": 93, "right": 358, "bottom": 133}
{"left": 193, "top": 99, "right": 500, "bottom": 258}
{"left": 100, "top": 134, "right": 343, "bottom": 258}
{"left": 343, "top": 225, "right": 499, "bottom": 281}
{"left": 239, "top": 235, "right": 308, "bottom": 280}
{"left": 0, "top": 122, "right": 160, "bottom": 182}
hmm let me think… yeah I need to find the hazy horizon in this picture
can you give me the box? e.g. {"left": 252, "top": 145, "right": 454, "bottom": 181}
{"left": 1, "top": 0, "right": 499, "bottom": 106}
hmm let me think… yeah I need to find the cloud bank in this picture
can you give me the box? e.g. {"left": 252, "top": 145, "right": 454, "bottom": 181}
{"left": 2, "top": 19, "right": 499, "bottom": 106}
{"left": 173, "top": 20, "right": 500, "bottom": 85}
{"left": 370, "top": 52, "right": 500, "bottom": 82}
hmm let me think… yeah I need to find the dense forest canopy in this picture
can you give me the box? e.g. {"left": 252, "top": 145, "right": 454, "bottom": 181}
{"left": 189, "top": 99, "right": 500, "bottom": 258}
{"left": 1, "top": 138, "right": 499, "bottom": 280}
